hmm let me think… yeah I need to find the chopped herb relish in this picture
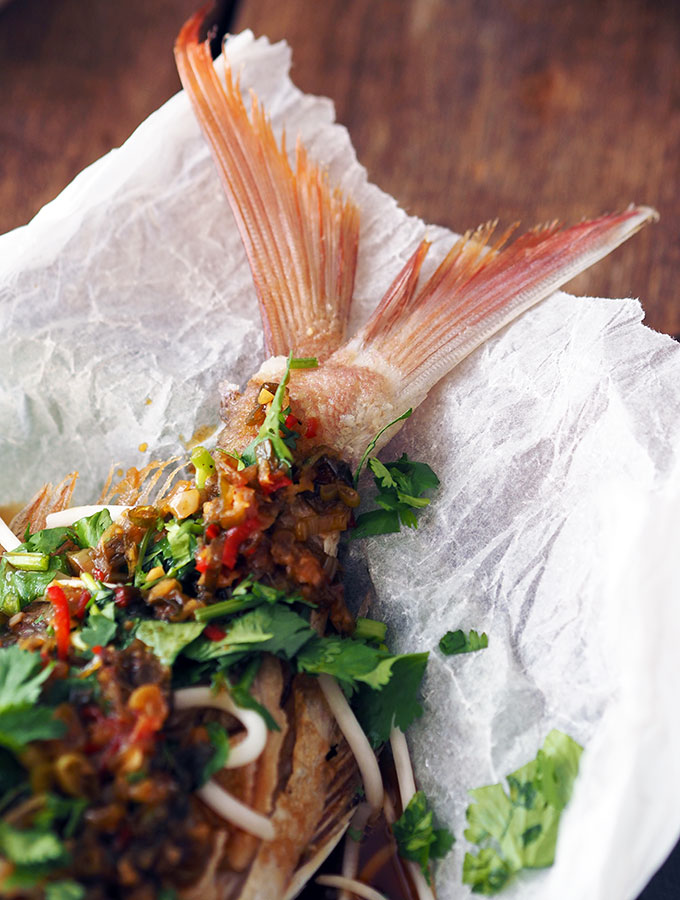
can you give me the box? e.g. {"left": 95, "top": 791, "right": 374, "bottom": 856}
{"left": 0, "top": 429, "right": 436, "bottom": 896}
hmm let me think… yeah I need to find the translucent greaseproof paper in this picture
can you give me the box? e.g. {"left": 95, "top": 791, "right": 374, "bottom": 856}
{"left": 1, "top": 30, "right": 680, "bottom": 900}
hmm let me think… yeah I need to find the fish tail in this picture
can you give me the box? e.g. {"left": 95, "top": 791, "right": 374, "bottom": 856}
{"left": 347, "top": 206, "right": 658, "bottom": 408}
{"left": 175, "top": 13, "right": 359, "bottom": 360}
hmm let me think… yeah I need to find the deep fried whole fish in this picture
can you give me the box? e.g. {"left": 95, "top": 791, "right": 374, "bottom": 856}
{"left": 0, "top": 8, "right": 655, "bottom": 900}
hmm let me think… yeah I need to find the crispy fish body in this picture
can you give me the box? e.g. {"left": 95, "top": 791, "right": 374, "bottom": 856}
{"left": 0, "top": 11, "right": 656, "bottom": 900}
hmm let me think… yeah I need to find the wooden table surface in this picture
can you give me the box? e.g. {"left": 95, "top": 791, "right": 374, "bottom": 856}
{"left": 1, "top": 0, "right": 678, "bottom": 896}
{"left": 1, "top": 0, "right": 679, "bottom": 335}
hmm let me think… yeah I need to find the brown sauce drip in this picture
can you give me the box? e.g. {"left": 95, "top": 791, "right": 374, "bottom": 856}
{"left": 0, "top": 502, "right": 23, "bottom": 523}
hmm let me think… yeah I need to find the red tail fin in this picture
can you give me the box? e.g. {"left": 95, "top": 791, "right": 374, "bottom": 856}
{"left": 175, "top": 14, "right": 359, "bottom": 359}
{"left": 343, "top": 206, "right": 657, "bottom": 408}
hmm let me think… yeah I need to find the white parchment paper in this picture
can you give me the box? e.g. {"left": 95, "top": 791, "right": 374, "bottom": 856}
{"left": 1, "top": 30, "right": 680, "bottom": 900}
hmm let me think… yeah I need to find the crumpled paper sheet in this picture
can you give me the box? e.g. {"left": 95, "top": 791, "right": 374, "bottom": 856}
{"left": 1, "top": 29, "right": 680, "bottom": 900}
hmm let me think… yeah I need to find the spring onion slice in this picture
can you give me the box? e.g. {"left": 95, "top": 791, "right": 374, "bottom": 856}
{"left": 3, "top": 551, "right": 49, "bottom": 571}
{"left": 317, "top": 674, "right": 384, "bottom": 814}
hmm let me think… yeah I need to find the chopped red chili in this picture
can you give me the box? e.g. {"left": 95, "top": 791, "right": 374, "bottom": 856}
{"left": 285, "top": 413, "right": 299, "bottom": 430}
{"left": 222, "top": 517, "right": 261, "bottom": 569}
{"left": 305, "top": 417, "right": 319, "bottom": 438}
{"left": 204, "top": 624, "right": 226, "bottom": 642}
{"left": 75, "top": 590, "right": 91, "bottom": 619}
{"left": 205, "top": 523, "right": 220, "bottom": 541}
{"left": 195, "top": 554, "right": 209, "bottom": 573}
{"left": 114, "top": 586, "right": 132, "bottom": 608}
{"left": 47, "top": 583, "right": 71, "bottom": 661}
{"left": 259, "top": 472, "right": 292, "bottom": 496}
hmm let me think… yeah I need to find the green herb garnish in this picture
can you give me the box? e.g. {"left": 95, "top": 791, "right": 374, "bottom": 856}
{"left": 439, "top": 629, "right": 488, "bottom": 655}
{"left": 201, "top": 722, "right": 230, "bottom": 785}
{"left": 2, "top": 552, "right": 49, "bottom": 572}
{"left": 80, "top": 604, "right": 118, "bottom": 650}
{"left": 240, "top": 355, "right": 318, "bottom": 467}
{"left": 0, "top": 646, "right": 65, "bottom": 753}
{"left": 354, "top": 408, "right": 413, "bottom": 485}
{"left": 352, "top": 653, "right": 429, "bottom": 747}
{"left": 194, "top": 577, "right": 307, "bottom": 622}
{"left": 135, "top": 620, "right": 206, "bottom": 667}
{"left": 71, "top": 509, "right": 113, "bottom": 549}
{"left": 352, "top": 453, "right": 439, "bottom": 538}
{"left": 393, "top": 790, "right": 455, "bottom": 883}
{"left": 353, "top": 617, "right": 387, "bottom": 644}
{"left": 45, "top": 881, "right": 86, "bottom": 900}
{"left": 462, "top": 729, "right": 583, "bottom": 894}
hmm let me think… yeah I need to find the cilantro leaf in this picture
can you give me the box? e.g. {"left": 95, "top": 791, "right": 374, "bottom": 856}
{"left": 71, "top": 509, "right": 112, "bottom": 549}
{"left": 46, "top": 882, "right": 86, "bottom": 900}
{"left": 350, "top": 508, "right": 401, "bottom": 539}
{"left": 201, "top": 722, "right": 230, "bottom": 785}
{"left": 463, "top": 730, "right": 583, "bottom": 894}
{"left": 354, "top": 409, "right": 413, "bottom": 484}
{"left": 23, "top": 527, "right": 72, "bottom": 555}
{"left": 352, "top": 454, "right": 439, "bottom": 539}
{"left": 353, "top": 653, "right": 429, "bottom": 747}
{"left": 136, "top": 517, "right": 203, "bottom": 587}
{"left": 0, "top": 645, "right": 52, "bottom": 710}
{"left": 136, "top": 620, "right": 206, "bottom": 666}
{"left": 0, "top": 707, "right": 66, "bottom": 753}
{"left": 0, "top": 525, "right": 75, "bottom": 614}
{"left": 240, "top": 355, "right": 318, "bottom": 467}
{"left": 533, "top": 728, "right": 583, "bottom": 811}
{"left": 393, "top": 790, "right": 455, "bottom": 883}
{"left": 295, "top": 636, "right": 392, "bottom": 693}
{"left": 439, "top": 629, "right": 488, "bottom": 656}
{"left": 0, "top": 820, "right": 67, "bottom": 866}
{"left": 185, "top": 605, "right": 314, "bottom": 664}
{"left": 0, "top": 647, "right": 66, "bottom": 751}
{"left": 462, "top": 847, "right": 512, "bottom": 894}
{"left": 80, "top": 611, "right": 117, "bottom": 650}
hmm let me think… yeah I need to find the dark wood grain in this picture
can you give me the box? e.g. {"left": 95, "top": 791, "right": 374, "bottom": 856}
{"left": 0, "top": 0, "right": 201, "bottom": 232}
{"left": 234, "top": 0, "right": 680, "bottom": 335}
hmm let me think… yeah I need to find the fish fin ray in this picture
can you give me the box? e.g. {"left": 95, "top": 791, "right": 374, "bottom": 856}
{"left": 10, "top": 472, "right": 78, "bottom": 537}
{"left": 175, "top": 15, "right": 359, "bottom": 359}
{"left": 352, "top": 206, "right": 657, "bottom": 406}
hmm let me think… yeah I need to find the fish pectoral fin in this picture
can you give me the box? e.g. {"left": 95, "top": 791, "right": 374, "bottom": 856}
{"left": 175, "top": 13, "right": 359, "bottom": 360}
{"left": 10, "top": 471, "right": 78, "bottom": 538}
